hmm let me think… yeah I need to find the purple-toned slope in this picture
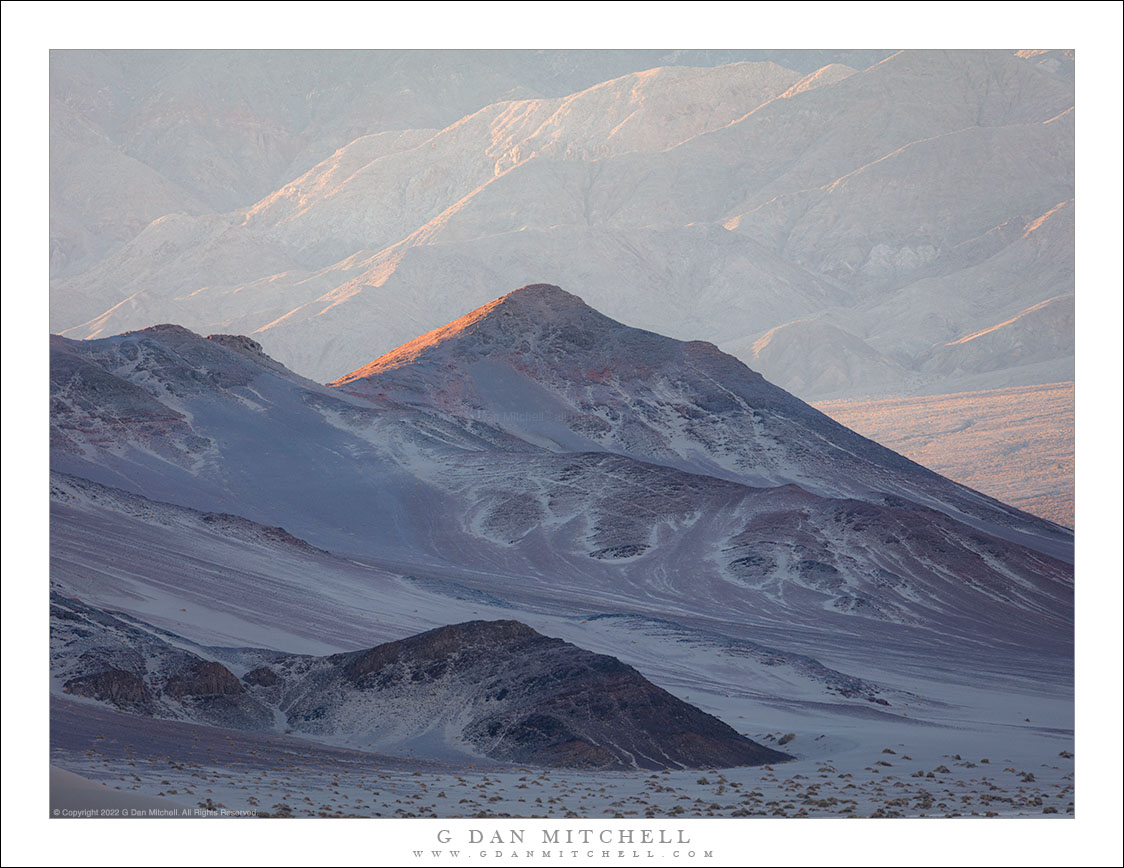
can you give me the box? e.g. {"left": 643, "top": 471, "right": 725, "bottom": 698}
{"left": 331, "top": 284, "right": 1071, "bottom": 561}
{"left": 48, "top": 294, "right": 1072, "bottom": 661}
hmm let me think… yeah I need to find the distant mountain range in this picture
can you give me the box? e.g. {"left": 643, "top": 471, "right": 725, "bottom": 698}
{"left": 51, "top": 49, "right": 1073, "bottom": 402}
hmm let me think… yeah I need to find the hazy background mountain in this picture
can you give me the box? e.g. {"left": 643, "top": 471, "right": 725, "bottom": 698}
{"left": 49, "top": 48, "right": 1075, "bottom": 524}
{"left": 49, "top": 49, "right": 893, "bottom": 278}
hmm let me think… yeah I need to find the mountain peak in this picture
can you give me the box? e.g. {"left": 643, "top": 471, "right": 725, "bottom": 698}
{"left": 486, "top": 282, "right": 607, "bottom": 327}
{"left": 500, "top": 282, "right": 583, "bottom": 306}
{"left": 330, "top": 283, "right": 611, "bottom": 384}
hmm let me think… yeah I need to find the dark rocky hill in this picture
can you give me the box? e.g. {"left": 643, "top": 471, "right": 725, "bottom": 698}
{"left": 51, "top": 595, "right": 786, "bottom": 770}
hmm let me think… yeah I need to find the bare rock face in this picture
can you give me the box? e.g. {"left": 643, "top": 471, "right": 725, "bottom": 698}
{"left": 242, "top": 666, "right": 281, "bottom": 687}
{"left": 50, "top": 336, "right": 206, "bottom": 459}
{"left": 63, "top": 669, "right": 154, "bottom": 714}
{"left": 161, "top": 661, "right": 273, "bottom": 731}
{"left": 163, "top": 661, "right": 245, "bottom": 698}
{"left": 50, "top": 593, "right": 273, "bottom": 731}
{"left": 285, "top": 620, "right": 790, "bottom": 770}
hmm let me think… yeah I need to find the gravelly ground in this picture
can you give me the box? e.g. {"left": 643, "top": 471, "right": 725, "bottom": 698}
{"left": 51, "top": 698, "right": 1074, "bottom": 820}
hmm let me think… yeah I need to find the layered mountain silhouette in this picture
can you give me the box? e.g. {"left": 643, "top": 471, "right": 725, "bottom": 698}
{"left": 51, "top": 285, "right": 1072, "bottom": 642}
{"left": 49, "top": 282, "right": 1073, "bottom": 767}
{"left": 50, "top": 49, "right": 895, "bottom": 277}
{"left": 51, "top": 50, "right": 1073, "bottom": 403}
{"left": 44, "top": 47, "right": 1079, "bottom": 816}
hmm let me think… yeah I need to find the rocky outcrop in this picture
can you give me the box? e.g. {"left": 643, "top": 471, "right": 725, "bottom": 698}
{"left": 164, "top": 661, "right": 245, "bottom": 698}
{"left": 283, "top": 620, "right": 790, "bottom": 770}
{"left": 51, "top": 594, "right": 786, "bottom": 770}
{"left": 63, "top": 669, "right": 153, "bottom": 714}
{"left": 162, "top": 661, "right": 272, "bottom": 731}
{"left": 242, "top": 666, "right": 281, "bottom": 687}
{"left": 51, "top": 593, "right": 273, "bottom": 731}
